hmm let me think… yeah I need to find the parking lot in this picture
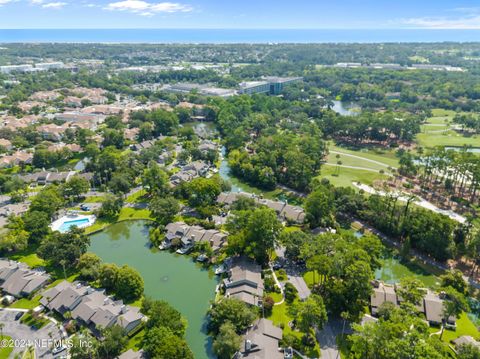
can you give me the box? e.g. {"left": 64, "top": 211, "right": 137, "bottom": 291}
{"left": 0, "top": 309, "right": 64, "bottom": 358}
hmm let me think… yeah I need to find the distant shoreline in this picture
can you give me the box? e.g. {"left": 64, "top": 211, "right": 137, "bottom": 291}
{"left": 2, "top": 28, "right": 480, "bottom": 44}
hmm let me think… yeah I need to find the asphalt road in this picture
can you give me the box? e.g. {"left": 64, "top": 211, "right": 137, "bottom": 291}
{"left": 0, "top": 310, "right": 64, "bottom": 359}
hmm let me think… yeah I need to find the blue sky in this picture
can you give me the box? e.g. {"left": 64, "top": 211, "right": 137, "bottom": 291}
{"left": 1, "top": 0, "right": 480, "bottom": 29}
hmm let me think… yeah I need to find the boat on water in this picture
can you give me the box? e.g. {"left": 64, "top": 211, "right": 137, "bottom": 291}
{"left": 214, "top": 264, "right": 227, "bottom": 275}
{"left": 159, "top": 240, "right": 172, "bottom": 250}
{"left": 176, "top": 245, "right": 193, "bottom": 255}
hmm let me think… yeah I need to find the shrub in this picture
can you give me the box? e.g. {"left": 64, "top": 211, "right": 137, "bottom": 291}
{"left": 284, "top": 282, "right": 298, "bottom": 303}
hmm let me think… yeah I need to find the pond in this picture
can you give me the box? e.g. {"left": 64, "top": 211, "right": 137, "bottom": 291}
{"left": 354, "top": 231, "right": 440, "bottom": 288}
{"left": 183, "top": 121, "right": 217, "bottom": 139}
{"left": 89, "top": 220, "right": 218, "bottom": 359}
{"left": 375, "top": 255, "right": 440, "bottom": 288}
{"left": 331, "top": 100, "right": 360, "bottom": 116}
{"left": 218, "top": 147, "right": 265, "bottom": 194}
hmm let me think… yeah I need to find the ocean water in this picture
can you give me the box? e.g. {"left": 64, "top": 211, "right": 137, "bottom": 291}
{"left": 1, "top": 29, "right": 480, "bottom": 43}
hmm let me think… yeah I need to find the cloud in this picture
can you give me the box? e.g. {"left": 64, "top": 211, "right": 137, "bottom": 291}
{"left": 0, "top": 0, "right": 15, "bottom": 5}
{"left": 400, "top": 15, "right": 480, "bottom": 29}
{"left": 41, "top": 1, "right": 66, "bottom": 8}
{"left": 105, "top": 0, "right": 193, "bottom": 15}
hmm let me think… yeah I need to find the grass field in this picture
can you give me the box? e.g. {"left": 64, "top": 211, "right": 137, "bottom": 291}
{"left": 9, "top": 246, "right": 46, "bottom": 268}
{"left": 20, "top": 312, "right": 49, "bottom": 329}
{"left": 0, "top": 336, "right": 13, "bottom": 359}
{"left": 317, "top": 142, "right": 396, "bottom": 189}
{"left": 125, "top": 189, "right": 147, "bottom": 204}
{"left": 267, "top": 299, "right": 321, "bottom": 358}
{"left": 84, "top": 207, "right": 153, "bottom": 234}
{"left": 429, "top": 312, "right": 480, "bottom": 344}
{"left": 319, "top": 165, "right": 388, "bottom": 189}
{"left": 417, "top": 109, "right": 480, "bottom": 148}
{"left": 10, "top": 295, "right": 41, "bottom": 310}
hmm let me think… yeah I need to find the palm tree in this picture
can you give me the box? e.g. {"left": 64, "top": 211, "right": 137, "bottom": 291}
{"left": 60, "top": 259, "right": 67, "bottom": 279}
{"left": 336, "top": 160, "right": 342, "bottom": 175}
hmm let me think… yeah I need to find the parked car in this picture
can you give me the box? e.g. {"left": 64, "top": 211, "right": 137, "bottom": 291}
{"left": 52, "top": 345, "right": 67, "bottom": 355}
{"left": 284, "top": 347, "right": 294, "bottom": 359}
{"left": 272, "top": 260, "right": 284, "bottom": 270}
{"left": 14, "top": 312, "right": 23, "bottom": 320}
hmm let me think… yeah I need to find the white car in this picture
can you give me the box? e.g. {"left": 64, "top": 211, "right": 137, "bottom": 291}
{"left": 52, "top": 345, "right": 67, "bottom": 355}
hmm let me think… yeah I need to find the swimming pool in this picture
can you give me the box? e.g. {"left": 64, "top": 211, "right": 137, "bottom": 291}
{"left": 59, "top": 218, "right": 90, "bottom": 232}
{"left": 50, "top": 214, "right": 96, "bottom": 233}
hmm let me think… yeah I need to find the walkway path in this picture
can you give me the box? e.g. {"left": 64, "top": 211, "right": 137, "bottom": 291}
{"left": 269, "top": 264, "right": 285, "bottom": 306}
{"left": 329, "top": 150, "right": 396, "bottom": 169}
{"left": 353, "top": 182, "right": 466, "bottom": 223}
{"left": 323, "top": 162, "right": 392, "bottom": 174}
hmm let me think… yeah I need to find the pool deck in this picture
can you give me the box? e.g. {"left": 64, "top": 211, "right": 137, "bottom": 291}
{"left": 50, "top": 214, "right": 96, "bottom": 233}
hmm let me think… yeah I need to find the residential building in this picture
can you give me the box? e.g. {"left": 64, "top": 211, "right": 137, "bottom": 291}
{"left": 0, "top": 138, "right": 12, "bottom": 150}
{"left": 41, "top": 281, "right": 144, "bottom": 336}
{"left": 29, "top": 91, "right": 61, "bottom": 102}
{"left": 183, "top": 160, "right": 210, "bottom": 176}
{"left": 0, "top": 203, "right": 29, "bottom": 218}
{"left": 198, "top": 140, "right": 218, "bottom": 153}
{"left": 0, "top": 259, "right": 50, "bottom": 298}
{"left": 36, "top": 124, "right": 67, "bottom": 141}
{"left": 370, "top": 281, "right": 456, "bottom": 326}
{"left": 235, "top": 318, "right": 283, "bottom": 359}
{"left": 452, "top": 336, "right": 480, "bottom": 350}
{"left": 163, "top": 222, "right": 227, "bottom": 252}
{"left": 223, "top": 256, "right": 263, "bottom": 306}
{"left": 217, "top": 192, "right": 305, "bottom": 223}
{"left": 0, "top": 151, "right": 33, "bottom": 168}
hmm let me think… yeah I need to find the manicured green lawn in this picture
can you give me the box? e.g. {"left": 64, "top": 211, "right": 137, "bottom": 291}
{"left": 329, "top": 143, "right": 399, "bottom": 167}
{"left": 0, "top": 336, "right": 13, "bottom": 359}
{"left": 126, "top": 189, "right": 147, "bottom": 204}
{"left": 416, "top": 108, "right": 480, "bottom": 148}
{"left": 325, "top": 153, "right": 392, "bottom": 172}
{"left": 267, "top": 300, "right": 320, "bottom": 358}
{"left": 319, "top": 166, "right": 388, "bottom": 189}
{"left": 85, "top": 207, "right": 153, "bottom": 234}
{"left": 429, "top": 312, "right": 480, "bottom": 344}
{"left": 266, "top": 291, "right": 283, "bottom": 303}
{"left": 10, "top": 295, "right": 41, "bottom": 310}
{"left": 126, "top": 329, "right": 145, "bottom": 351}
{"left": 20, "top": 313, "right": 49, "bottom": 329}
{"left": 9, "top": 247, "right": 46, "bottom": 268}
{"left": 83, "top": 195, "right": 106, "bottom": 203}
{"left": 118, "top": 207, "right": 152, "bottom": 221}
{"left": 283, "top": 226, "right": 301, "bottom": 233}
{"left": 416, "top": 131, "right": 480, "bottom": 148}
